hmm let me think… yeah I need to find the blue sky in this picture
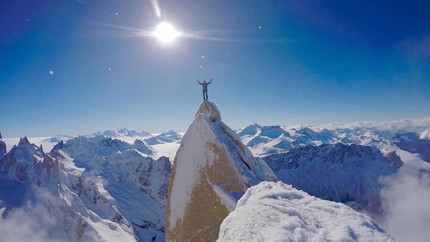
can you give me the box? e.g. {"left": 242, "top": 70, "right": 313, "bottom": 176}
{"left": 1, "top": 0, "right": 429, "bottom": 137}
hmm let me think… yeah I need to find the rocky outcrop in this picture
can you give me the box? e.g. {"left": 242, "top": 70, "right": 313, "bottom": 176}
{"left": 166, "top": 101, "right": 276, "bottom": 241}
{"left": 0, "top": 133, "right": 6, "bottom": 160}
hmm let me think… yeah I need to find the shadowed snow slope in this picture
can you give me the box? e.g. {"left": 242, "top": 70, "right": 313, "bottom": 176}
{"left": 263, "top": 143, "right": 403, "bottom": 214}
{"left": 166, "top": 101, "right": 276, "bottom": 241}
{"left": 217, "top": 181, "right": 394, "bottom": 242}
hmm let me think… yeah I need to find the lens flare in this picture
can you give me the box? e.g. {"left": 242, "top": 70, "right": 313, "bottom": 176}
{"left": 150, "top": 0, "right": 161, "bottom": 19}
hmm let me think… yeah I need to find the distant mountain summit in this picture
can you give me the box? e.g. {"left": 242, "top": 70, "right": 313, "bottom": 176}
{"left": 238, "top": 117, "right": 430, "bottom": 157}
{"left": 165, "top": 101, "right": 275, "bottom": 241}
{"left": 0, "top": 132, "right": 6, "bottom": 160}
{"left": 144, "top": 130, "right": 182, "bottom": 145}
{"left": 93, "top": 128, "right": 151, "bottom": 138}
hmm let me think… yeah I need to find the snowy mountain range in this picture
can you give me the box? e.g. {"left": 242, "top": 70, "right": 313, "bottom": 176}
{"left": 1, "top": 115, "right": 430, "bottom": 241}
{"left": 1, "top": 135, "right": 170, "bottom": 241}
{"left": 237, "top": 118, "right": 430, "bottom": 157}
{"left": 263, "top": 143, "right": 403, "bottom": 215}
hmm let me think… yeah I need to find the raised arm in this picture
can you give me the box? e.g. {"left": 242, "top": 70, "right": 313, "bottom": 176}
{"left": 197, "top": 79, "right": 202, "bottom": 85}
{"left": 208, "top": 78, "right": 213, "bottom": 84}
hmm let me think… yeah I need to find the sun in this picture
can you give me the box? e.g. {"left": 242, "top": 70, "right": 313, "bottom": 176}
{"left": 154, "top": 22, "right": 178, "bottom": 43}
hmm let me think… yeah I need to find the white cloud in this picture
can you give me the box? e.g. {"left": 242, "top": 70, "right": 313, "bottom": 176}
{"left": 0, "top": 205, "right": 58, "bottom": 242}
{"left": 379, "top": 167, "right": 430, "bottom": 242}
{"left": 49, "top": 70, "right": 54, "bottom": 75}
{"left": 0, "top": 188, "right": 68, "bottom": 242}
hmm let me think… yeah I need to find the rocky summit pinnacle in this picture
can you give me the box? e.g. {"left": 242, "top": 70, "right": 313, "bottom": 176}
{"left": 166, "top": 101, "right": 276, "bottom": 241}
{"left": 18, "top": 136, "right": 30, "bottom": 146}
{"left": 195, "top": 100, "right": 221, "bottom": 122}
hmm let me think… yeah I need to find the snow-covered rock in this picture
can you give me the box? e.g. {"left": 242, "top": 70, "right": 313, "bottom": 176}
{"left": 55, "top": 135, "right": 171, "bottom": 241}
{"left": 166, "top": 101, "right": 276, "bottom": 241}
{"left": 217, "top": 181, "right": 394, "bottom": 242}
{"left": 54, "top": 135, "right": 155, "bottom": 159}
{"left": 263, "top": 143, "right": 402, "bottom": 213}
{"left": 394, "top": 132, "right": 430, "bottom": 162}
{"left": 0, "top": 137, "right": 136, "bottom": 242}
{"left": 237, "top": 123, "right": 261, "bottom": 137}
{"left": 420, "top": 128, "right": 430, "bottom": 140}
{"left": 0, "top": 136, "right": 60, "bottom": 183}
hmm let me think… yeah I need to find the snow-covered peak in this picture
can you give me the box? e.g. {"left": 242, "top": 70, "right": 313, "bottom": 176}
{"left": 240, "top": 124, "right": 299, "bottom": 156}
{"left": 286, "top": 117, "right": 430, "bottom": 134}
{"left": 420, "top": 128, "right": 430, "bottom": 139}
{"left": 0, "top": 137, "right": 59, "bottom": 183}
{"left": 154, "top": 130, "right": 182, "bottom": 143}
{"left": 237, "top": 123, "right": 262, "bottom": 137}
{"left": 195, "top": 100, "right": 221, "bottom": 121}
{"left": 0, "top": 137, "right": 137, "bottom": 241}
{"left": 217, "top": 181, "right": 394, "bottom": 241}
{"left": 293, "top": 126, "right": 333, "bottom": 142}
{"left": 55, "top": 135, "right": 156, "bottom": 167}
{"left": 166, "top": 101, "right": 275, "bottom": 241}
{"left": 50, "top": 135, "right": 171, "bottom": 241}
{"left": 259, "top": 125, "right": 290, "bottom": 139}
{"left": 18, "top": 136, "right": 30, "bottom": 146}
{"left": 94, "top": 128, "right": 151, "bottom": 138}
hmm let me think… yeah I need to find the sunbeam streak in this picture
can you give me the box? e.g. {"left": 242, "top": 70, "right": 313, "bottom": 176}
{"left": 150, "top": 0, "right": 162, "bottom": 19}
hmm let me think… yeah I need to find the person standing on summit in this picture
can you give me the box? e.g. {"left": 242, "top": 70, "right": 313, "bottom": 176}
{"left": 197, "top": 78, "right": 212, "bottom": 100}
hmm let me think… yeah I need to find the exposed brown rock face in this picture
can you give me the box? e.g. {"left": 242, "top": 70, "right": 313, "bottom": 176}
{"left": 166, "top": 101, "right": 275, "bottom": 241}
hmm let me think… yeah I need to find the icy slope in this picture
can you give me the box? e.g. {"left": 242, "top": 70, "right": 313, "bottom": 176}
{"left": 166, "top": 101, "right": 276, "bottom": 241}
{"left": 217, "top": 181, "right": 394, "bottom": 242}
{"left": 263, "top": 143, "right": 402, "bottom": 213}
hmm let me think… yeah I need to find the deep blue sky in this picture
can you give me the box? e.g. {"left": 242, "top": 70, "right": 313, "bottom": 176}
{"left": 1, "top": 0, "right": 429, "bottom": 137}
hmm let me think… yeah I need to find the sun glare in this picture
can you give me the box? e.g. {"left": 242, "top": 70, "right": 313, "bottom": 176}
{"left": 154, "top": 22, "right": 178, "bottom": 43}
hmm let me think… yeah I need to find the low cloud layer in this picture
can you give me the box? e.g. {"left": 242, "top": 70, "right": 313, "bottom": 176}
{"left": 379, "top": 166, "right": 430, "bottom": 242}
{"left": 0, "top": 188, "right": 68, "bottom": 242}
